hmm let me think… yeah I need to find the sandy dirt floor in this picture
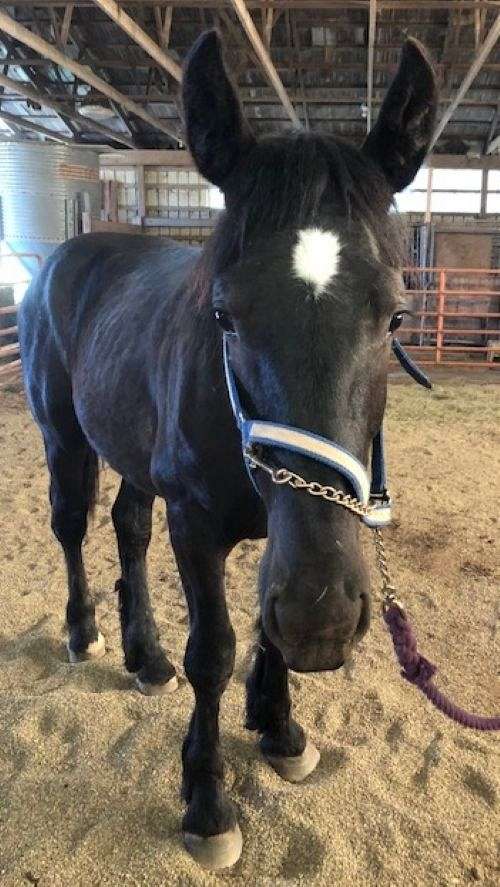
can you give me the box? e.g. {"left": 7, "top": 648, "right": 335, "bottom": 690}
{"left": 0, "top": 376, "right": 498, "bottom": 887}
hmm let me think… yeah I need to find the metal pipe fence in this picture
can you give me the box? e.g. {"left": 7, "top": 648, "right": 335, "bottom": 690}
{"left": 399, "top": 267, "right": 500, "bottom": 369}
{"left": 1, "top": 259, "right": 498, "bottom": 388}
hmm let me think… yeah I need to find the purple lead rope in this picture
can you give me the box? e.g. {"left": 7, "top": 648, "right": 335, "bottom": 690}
{"left": 383, "top": 602, "right": 500, "bottom": 732}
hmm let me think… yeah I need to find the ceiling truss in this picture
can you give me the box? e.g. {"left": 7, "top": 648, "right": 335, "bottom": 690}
{"left": 0, "top": 1, "right": 497, "bottom": 154}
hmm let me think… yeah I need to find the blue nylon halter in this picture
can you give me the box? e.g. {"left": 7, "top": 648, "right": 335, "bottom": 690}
{"left": 223, "top": 334, "right": 431, "bottom": 528}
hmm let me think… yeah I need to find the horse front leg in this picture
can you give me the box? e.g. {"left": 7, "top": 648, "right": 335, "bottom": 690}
{"left": 246, "top": 624, "right": 320, "bottom": 782}
{"left": 168, "top": 506, "right": 240, "bottom": 871}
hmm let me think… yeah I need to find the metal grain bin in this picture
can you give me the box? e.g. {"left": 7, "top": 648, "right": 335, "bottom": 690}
{"left": 0, "top": 142, "right": 100, "bottom": 273}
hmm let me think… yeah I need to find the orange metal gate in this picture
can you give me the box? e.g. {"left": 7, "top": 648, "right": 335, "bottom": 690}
{"left": 1, "top": 260, "right": 499, "bottom": 384}
{"left": 400, "top": 267, "right": 500, "bottom": 369}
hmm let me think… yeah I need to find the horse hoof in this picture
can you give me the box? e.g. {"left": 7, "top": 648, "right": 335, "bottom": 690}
{"left": 135, "top": 674, "right": 178, "bottom": 696}
{"left": 67, "top": 632, "right": 106, "bottom": 665}
{"left": 183, "top": 824, "right": 243, "bottom": 870}
{"left": 265, "top": 739, "right": 320, "bottom": 783}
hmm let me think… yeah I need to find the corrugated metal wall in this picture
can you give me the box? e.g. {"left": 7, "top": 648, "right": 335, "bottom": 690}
{"left": 0, "top": 142, "right": 100, "bottom": 268}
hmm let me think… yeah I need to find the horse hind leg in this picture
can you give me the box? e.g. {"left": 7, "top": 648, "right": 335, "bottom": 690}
{"left": 111, "top": 479, "right": 177, "bottom": 695}
{"left": 46, "top": 438, "right": 105, "bottom": 663}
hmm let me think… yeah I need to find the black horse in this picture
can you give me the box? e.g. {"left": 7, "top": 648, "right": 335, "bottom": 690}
{"left": 19, "top": 31, "right": 437, "bottom": 870}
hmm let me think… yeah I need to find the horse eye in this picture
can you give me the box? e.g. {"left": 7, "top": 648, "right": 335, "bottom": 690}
{"left": 214, "top": 310, "right": 235, "bottom": 333}
{"left": 389, "top": 312, "right": 405, "bottom": 333}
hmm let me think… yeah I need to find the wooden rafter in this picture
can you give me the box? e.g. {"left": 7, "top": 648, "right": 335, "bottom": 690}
{"left": 154, "top": 4, "right": 173, "bottom": 50}
{"left": 0, "top": 70, "right": 136, "bottom": 146}
{"left": 0, "top": 9, "right": 182, "bottom": 141}
{"left": 485, "top": 100, "right": 499, "bottom": 151}
{"left": 290, "top": 11, "right": 309, "bottom": 129}
{"left": 229, "top": 0, "right": 299, "bottom": 125}
{"left": 0, "top": 2, "right": 499, "bottom": 10}
{"left": 431, "top": 13, "right": 500, "bottom": 148}
{"left": 92, "top": 0, "right": 182, "bottom": 81}
{"left": 262, "top": 7, "right": 274, "bottom": 49}
{"left": 0, "top": 108, "right": 74, "bottom": 142}
{"left": 0, "top": 1, "right": 498, "bottom": 152}
{"left": 0, "top": 29, "right": 82, "bottom": 138}
{"left": 1, "top": 86, "right": 498, "bottom": 109}
{"left": 366, "top": 0, "right": 377, "bottom": 132}
{"left": 60, "top": 4, "right": 74, "bottom": 47}
{"left": 49, "top": 4, "right": 74, "bottom": 47}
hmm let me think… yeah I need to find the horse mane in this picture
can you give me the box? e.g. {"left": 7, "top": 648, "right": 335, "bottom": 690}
{"left": 191, "top": 131, "right": 405, "bottom": 307}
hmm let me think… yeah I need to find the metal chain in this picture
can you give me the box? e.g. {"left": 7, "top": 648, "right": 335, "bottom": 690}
{"left": 373, "top": 527, "right": 403, "bottom": 610}
{"left": 245, "top": 447, "right": 403, "bottom": 610}
{"left": 245, "top": 449, "right": 377, "bottom": 519}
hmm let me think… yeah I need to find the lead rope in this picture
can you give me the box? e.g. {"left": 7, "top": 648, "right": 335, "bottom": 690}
{"left": 246, "top": 448, "right": 500, "bottom": 732}
{"left": 374, "top": 530, "right": 500, "bottom": 732}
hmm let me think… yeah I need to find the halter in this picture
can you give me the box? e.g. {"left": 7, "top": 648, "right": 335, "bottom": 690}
{"left": 223, "top": 333, "right": 431, "bottom": 528}
{"left": 223, "top": 334, "right": 500, "bottom": 732}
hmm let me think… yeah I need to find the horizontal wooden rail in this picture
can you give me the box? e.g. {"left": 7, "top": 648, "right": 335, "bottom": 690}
{"left": 404, "top": 289, "right": 500, "bottom": 298}
{"left": 0, "top": 304, "right": 18, "bottom": 317}
{"left": 391, "top": 361, "right": 498, "bottom": 369}
{"left": 0, "top": 325, "right": 17, "bottom": 337}
{"left": 0, "top": 358, "right": 21, "bottom": 378}
{"left": 402, "top": 345, "right": 493, "bottom": 353}
{"left": 413, "top": 311, "right": 500, "bottom": 319}
{"left": 404, "top": 267, "right": 500, "bottom": 274}
{"left": 401, "top": 327, "right": 500, "bottom": 336}
{"left": 0, "top": 251, "right": 41, "bottom": 386}
{"left": 0, "top": 342, "right": 20, "bottom": 359}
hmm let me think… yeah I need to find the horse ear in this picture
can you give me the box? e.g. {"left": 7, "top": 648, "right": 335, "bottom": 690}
{"left": 182, "top": 30, "right": 255, "bottom": 188}
{"left": 362, "top": 38, "right": 438, "bottom": 193}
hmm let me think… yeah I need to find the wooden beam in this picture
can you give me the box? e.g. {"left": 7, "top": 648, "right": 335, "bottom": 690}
{"left": 0, "top": 29, "right": 82, "bottom": 138}
{"left": 290, "top": 11, "right": 309, "bottom": 129}
{"left": 487, "top": 132, "right": 500, "bottom": 153}
{"left": 92, "top": 0, "right": 182, "bottom": 81}
{"left": 263, "top": 7, "right": 274, "bottom": 49}
{"left": 216, "top": 8, "right": 259, "bottom": 72}
{"left": 60, "top": 3, "right": 74, "bottom": 47}
{"left": 99, "top": 148, "right": 193, "bottom": 166}
{"left": 0, "top": 71, "right": 136, "bottom": 147}
{"left": 2, "top": 85, "right": 499, "bottom": 109}
{"left": 0, "top": 108, "right": 74, "bottom": 143}
{"left": 0, "top": 2, "right": 499, "bottom": 9}
{"left": 427, "top": 152, "right": 500, "bottom": 169}
{"left": 431, "top": 13, "right": 500, "bottom": 149}
{"left": 0, "top": 10, "right": 182, "bottom": 142}
{"left": 366, "top": 0, "right": 377, "bottom": 132}
{"left": 154, "top": 5, "right": 173, "bottom": 50}
{"left": 484, "top": 101, "right": 499, "bottom": 151}
{"left": 229, "top": 0, "right": 300, "bottom": 126}
{"left": 4, "top": 53, "right": 499, "bottom": 77}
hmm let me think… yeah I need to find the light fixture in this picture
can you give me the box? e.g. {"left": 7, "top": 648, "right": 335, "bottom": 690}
{"left": 78, "top": 103, "right": 113, "bottom": 120}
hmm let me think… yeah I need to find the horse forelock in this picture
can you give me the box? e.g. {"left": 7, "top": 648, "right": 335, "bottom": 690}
{"left": 191, "top": 131, "right": 404, "bottom": 309}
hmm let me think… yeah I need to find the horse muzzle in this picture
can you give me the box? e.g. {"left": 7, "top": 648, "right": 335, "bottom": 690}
{"left": 262, "top": 584, "right": 370, "bottom": 673}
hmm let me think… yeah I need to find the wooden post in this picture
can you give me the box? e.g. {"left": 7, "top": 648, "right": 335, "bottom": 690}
{"left": 136, "top": 164, "right": 146, "bottom": 226}
{"left": 425, "top": 167, "right": 433, "bottom": 223}
{"left": 480, "top": 167, "right": 488, "bottom": 215}
{"left": 436, "top": 269, "right": 446, "bottom": 364}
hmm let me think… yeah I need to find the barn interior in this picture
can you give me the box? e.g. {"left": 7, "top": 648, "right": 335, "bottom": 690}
{"left": 0, "top": 6, "right": 499, "bottom": 886}
{"left": 0, "top": 1, "right": 499, "bottom": 378}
